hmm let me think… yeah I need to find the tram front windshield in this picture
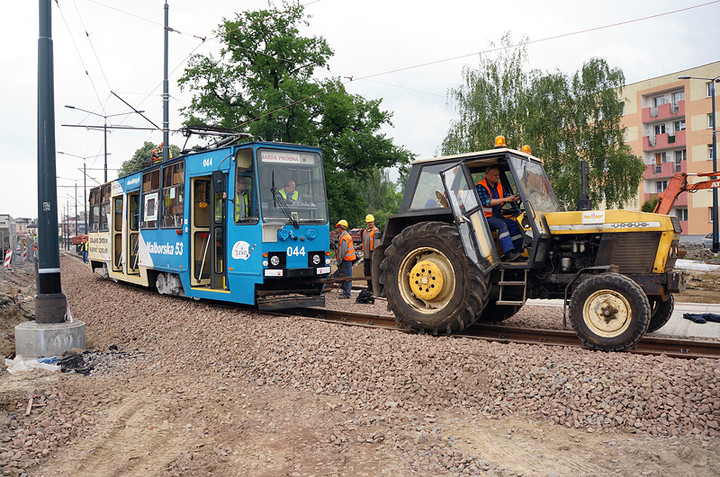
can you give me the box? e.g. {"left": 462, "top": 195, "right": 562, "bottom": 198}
{"left": 257, "top": 148, "right": 328, "bottom": 224}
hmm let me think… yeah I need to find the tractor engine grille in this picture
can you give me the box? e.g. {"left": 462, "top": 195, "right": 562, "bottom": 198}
{"left": 594, "top": 231, "right": 661, "bottom": 273}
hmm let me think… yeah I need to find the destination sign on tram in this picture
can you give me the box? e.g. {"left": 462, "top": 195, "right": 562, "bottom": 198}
{"left": 259, "top": 150, "right": 316, "bottom": 165}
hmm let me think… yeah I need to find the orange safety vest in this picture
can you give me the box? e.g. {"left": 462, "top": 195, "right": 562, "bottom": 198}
{"left": 339, "top": 232, "right": 357, "bottom": 261}
{"left": 362, "top": 226, "right": 378, "bottom": 252}
{"left": 476, "top": 178, "right": 504, "bottom": 218}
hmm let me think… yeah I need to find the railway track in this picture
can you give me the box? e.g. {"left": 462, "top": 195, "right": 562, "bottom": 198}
{"left": 272, "top": 307, "right": 720, "bottom": 360}
{"left": 60, "top": 251, "right": 719, "bottom": 359}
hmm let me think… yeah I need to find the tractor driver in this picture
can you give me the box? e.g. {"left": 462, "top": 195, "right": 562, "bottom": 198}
{"left": 476, "top": 165, "right": 525, "bottom": 262}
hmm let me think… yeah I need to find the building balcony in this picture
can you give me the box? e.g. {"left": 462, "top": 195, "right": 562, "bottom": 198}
{"left": 643, "top": 160, "right": 687, "bottom": 179}
{"left": 643, "top": 129, "right": 686, "bottom": 151}
{"left": 642, "top": 100, "right": 685, "bottom": 123}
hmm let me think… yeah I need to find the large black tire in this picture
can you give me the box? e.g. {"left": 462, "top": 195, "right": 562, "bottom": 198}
{"left": 568, "top": 273, "right": 651, "bottom": 351}
{"left": 477, "top": 302, "right": 522, "bottom": 323}
{"left": 647, "top": 294, "right": 675, "bottom": 333}
{"left": 380, "top": 221, "right": 490, "bottom": 334}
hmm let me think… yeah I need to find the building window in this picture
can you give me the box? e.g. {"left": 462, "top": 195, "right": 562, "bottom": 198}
{"left": 710, "top": 208, "right": 715, "bottom": 223}
{"left": 710, "top": 145, "right": 715, "bottom": 161}
{"left": 709, "top": 113, "right": 715, "bottom": 129}
{"left": 708, "top": 82, "right": 714, "bottom": 98}
{"left": 675, "top": 150, "right": 686, "bottom": 172}
{"left": 655, "top": 124, "right": 666, "bottom": 135}
{"left": 672, "top": 91, "right": 684, "bottom": 104}
{"left": 655, "top": 164, "right": 662, "bottom": 174}
{"left": 656, "top": 180, "right": 668, "bottom": 193}
{"left": 674, "top": 120, "right": 686, "bottom": 132}
{"left": 652, "top": 96, "right": 667, "bottom": 107}
{"left": 675, "top": 208, "right": 688, "bottom": 221}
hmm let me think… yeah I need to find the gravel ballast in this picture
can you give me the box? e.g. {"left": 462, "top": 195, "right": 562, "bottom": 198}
{"left": 1, "top": 256, "right": 718, "bottom": 476}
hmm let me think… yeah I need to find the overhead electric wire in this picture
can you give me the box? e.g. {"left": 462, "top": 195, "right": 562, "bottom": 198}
{"left": 53, "top": 0, "right": 107, "bottom": 114}
{"left": 237, "top": 0, "right": 720, "bottom": 128}
{"left": 70, "top": 0, "right": 113, "bottom": 96}
{"left": 349, "top": 0, "right": 720, "bottom": 83}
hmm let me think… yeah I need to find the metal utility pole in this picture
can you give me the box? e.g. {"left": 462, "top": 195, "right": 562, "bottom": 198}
{"left": 58, "top": 151, "right": 106, "bottom": 234}
{"left": 74, "top": 183, "right": 78, "bottom": 238}
{"left": 36, "top": 0, "right": 66, "bottom": 323}
{"left": 163, "top": 0, "right": 170, "bottom": 162}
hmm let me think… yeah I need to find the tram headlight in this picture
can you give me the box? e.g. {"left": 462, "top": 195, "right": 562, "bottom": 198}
{"left": 270, "top": 255, "right": 280, "bottom": 266}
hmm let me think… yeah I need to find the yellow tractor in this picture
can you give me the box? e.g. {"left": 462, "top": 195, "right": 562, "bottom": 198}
{"left": 373, "top": 138, "right": 684, "bottom": 351}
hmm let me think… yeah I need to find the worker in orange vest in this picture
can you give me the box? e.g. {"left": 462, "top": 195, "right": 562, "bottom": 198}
{"left": 361, "top": 214, "right": 381, "bottom": 293}
{"left": 476, "top": 165, "right": 524, "bottom": 261}
{"left": 334, "top": 219, "right": 356, "bottom": 299}
{"left": 151, "top": 142, "right": 164, "bottom": 164}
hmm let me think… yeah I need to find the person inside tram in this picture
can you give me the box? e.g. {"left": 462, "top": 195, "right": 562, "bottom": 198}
{"left": 279, "top": 180, "right": 300, "bottom": 202}
{"left": 234, "top": 176, "right": 255, "bottom": 222}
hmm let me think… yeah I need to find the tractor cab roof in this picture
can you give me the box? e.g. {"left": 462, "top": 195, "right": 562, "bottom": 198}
{"left": 411, "top": 147, "right": 544, "bottom": 173}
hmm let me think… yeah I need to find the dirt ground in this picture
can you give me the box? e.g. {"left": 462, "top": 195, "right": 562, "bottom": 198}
{"left": 1, "top": 250, "right": 719, "bottom": 476}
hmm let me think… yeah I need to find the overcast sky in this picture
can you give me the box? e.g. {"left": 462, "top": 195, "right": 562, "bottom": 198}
{"left": 2, "top": 0, "right": 719, "bottom": 219}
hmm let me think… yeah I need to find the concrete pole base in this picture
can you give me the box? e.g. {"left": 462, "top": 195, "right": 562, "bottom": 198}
{"left": 14, "top": 320, "right": 86, "bottom": 359}
{"left": 35, "top": 292, "right": 67, "bottom": 324}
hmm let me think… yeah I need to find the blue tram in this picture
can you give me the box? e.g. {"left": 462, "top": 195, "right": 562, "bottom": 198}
{"left": 87, "top": 140, "right": 332, "bottom": 309}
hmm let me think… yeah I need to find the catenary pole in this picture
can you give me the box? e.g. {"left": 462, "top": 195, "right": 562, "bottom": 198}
{"left": 36, "top": 0, "right": 67, "bottom": 323}
{"left": 162, "top": 0, "right": 169, "bottom": 162}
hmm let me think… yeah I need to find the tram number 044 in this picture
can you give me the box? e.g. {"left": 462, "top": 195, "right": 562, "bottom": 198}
{"left": 286, "top": 246, "right": 305, "bottom": 257}
{"left": 202, "top": 158, "right": 212, "bottom": 167}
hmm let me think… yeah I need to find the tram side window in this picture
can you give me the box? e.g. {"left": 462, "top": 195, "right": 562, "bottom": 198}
{"left": 161, "top": 162, "right": 185, "bottom": 228}
{"left": 99, "top": 185, "right": 111, "bottom": 232}
{"left": 89, "top": 188, "right": 101, "bottom": 233}
{"left": 234, "top": 149, "right": 257, "bottom": 224}
{"left": 142, "top": 169, "right": 160, "bottom": 229}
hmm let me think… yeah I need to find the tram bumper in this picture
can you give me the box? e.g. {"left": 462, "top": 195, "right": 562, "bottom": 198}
{"left": 257, "top": 267, "right": 329, "bottom": 310}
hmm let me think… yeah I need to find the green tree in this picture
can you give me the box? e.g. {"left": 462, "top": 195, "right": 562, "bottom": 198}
{"left": 354, "top": 168, "right": 404, "bottom": 228}
{"left": 118, "top": 142, "right": 181, "bottom": 177}
{"left": 177, "top": 2, "right": 413, "bottom": 222}
{"left": 443, "top": 34, "right": 644, "bottom": 209}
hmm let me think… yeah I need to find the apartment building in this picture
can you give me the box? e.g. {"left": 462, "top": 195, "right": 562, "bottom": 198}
{"left": 621, "top": 61, "right": 719, "bottom": 237}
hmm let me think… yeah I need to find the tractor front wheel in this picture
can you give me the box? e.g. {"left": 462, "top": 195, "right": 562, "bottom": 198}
{"left": 569, "top": 273, "right": 650, "bottom": 351}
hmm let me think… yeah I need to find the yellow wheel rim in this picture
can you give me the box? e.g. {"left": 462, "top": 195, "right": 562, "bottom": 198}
{"left": 583, "top": 289, "right": 632, "bottom": 337}
{"left": 409, "top": 260, "right": 444, "bottom": 300}
{"left": 397, "top": 247, "right": 455, "bottom": 314}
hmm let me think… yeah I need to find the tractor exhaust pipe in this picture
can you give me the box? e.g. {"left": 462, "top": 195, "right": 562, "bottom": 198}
{"left": 577, "top": 160, "right": 592, "bottom": 211}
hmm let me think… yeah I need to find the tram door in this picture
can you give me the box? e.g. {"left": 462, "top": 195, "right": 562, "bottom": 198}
{"left": 127, "top": 193, "right": 140, "bottom": 275}
{"left": 111, "top": 196, "right": 123, "bottom": 272}
{"left": 190, "top": 174, "right": 227, "bottom": 290}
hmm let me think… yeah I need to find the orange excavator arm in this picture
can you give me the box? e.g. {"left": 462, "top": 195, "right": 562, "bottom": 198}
{"left": 654, "top": 171, "right": 720, "bottom": 215}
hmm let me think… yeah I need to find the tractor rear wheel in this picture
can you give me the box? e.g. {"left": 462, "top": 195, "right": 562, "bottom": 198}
{"left": 381, "top": 221, "right": 489, "bottom": 334}
{"left": 647, "top": 294, "right": 674, "bottom": 333}
{"left": 569, "top": 273, "right": 650, "bottom": 351}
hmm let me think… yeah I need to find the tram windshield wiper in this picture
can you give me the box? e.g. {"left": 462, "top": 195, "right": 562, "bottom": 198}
{"left": 270, "top": 186, "right": 299, "bottom": 228}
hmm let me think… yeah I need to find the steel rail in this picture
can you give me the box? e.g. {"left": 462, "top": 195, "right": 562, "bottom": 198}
{"left": 274, "top": 308, "right": 720, "bottom": 360}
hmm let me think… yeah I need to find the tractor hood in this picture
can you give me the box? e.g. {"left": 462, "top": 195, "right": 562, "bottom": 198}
{"left": 544, "top": 210, "right": 680, "bottom": 235}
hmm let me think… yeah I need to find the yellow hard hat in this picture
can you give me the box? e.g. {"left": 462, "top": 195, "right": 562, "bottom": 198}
{"left": 365, "top": 214, "right": 375, "bottom": 222}
{"left": 335, "top": 219, "right": 348, "bottom": 229}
